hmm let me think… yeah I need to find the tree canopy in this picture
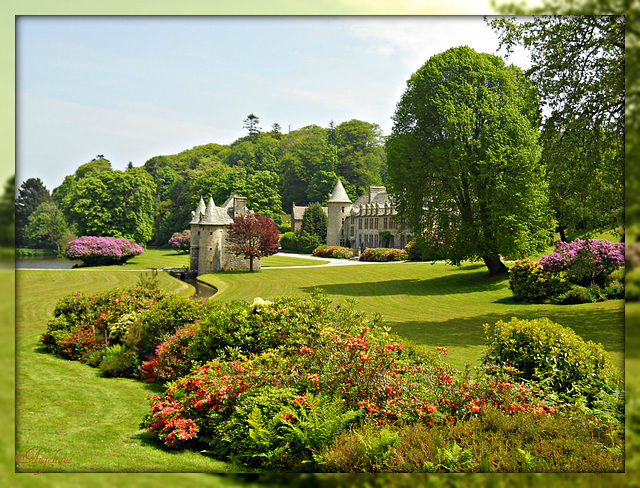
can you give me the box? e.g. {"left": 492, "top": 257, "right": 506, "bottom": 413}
{"left": 300, "top": 202, "right": 328, "bottom": 242}
{"left": 488, "top": 15, "right": 624, "bottom": 237}
{"left": 386, "top": 46, "right": 553, "bottom": 275}
{"left": 60, "top": 167, "right": 156, "bottom": 244}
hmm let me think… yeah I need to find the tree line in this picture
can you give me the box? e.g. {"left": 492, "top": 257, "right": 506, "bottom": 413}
{"left": 10, "top": 14, "right": 625, "bottom": 277}
{"left": 14, "top": 119, "right": 387, "bottom": 251}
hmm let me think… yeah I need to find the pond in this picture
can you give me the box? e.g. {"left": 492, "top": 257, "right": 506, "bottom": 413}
{"left": 15, "top": 256, "right": 82, "bottom": 269}
{"left": 15, "top": 256, "right": 216, "bottom": 299}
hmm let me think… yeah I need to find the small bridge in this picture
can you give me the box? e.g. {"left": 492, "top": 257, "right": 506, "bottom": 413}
{"left": 158, "top": 267, "right": 191, "bottom": 279}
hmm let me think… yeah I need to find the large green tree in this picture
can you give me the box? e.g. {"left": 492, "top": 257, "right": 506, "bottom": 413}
{"left": 488, "top": 15, "right": 624, "bottom": 237}
{"left": 61, "top": 167, "right": 156, "bottom": 244}
{"left": 386, "top": 46, "right": 553, "bottom": 275}
{"left": 24, "top": 201, "right": 75, "bottom": 253}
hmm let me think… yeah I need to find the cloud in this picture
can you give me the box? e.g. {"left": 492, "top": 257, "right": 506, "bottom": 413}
{"left": 345, "top": 16, "right": 530, "bottom": 71}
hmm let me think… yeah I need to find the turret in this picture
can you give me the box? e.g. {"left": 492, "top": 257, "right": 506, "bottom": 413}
{"left": 326, "top": 178, "right": 352, "bottom": 246}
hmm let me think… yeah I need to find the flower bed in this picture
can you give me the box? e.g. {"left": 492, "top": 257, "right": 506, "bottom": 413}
{"left": 312, "top": 245, "right": 357, "bottom": 259}
{"left": 360, "top": 247, "right": 408, "bottom": 262}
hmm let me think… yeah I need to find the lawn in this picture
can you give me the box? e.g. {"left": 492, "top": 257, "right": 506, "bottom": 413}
{"left": 95, "top": 249, "right": 327, "bottom": 269}
{"left": 199, "top": 262, "right": 624, "bottom": 371}
{"left": 11, "top": 259, "right": 628, "bottom": 482}
{"left": 14, "top": 269, "right": 251, "bottom": 475}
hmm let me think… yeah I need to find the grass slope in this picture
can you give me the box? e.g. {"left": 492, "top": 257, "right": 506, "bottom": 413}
{"left": 14, "top": 269, "right": 250, "bottom": 476}
{"left": 199, "top": 262, "right": 624, "bottom": 371}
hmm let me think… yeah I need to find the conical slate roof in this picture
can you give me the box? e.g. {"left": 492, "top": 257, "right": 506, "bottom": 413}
{"left": 190, "top": 197, "right": 207, "bottom": 223}
{"left": 327, "top": 178, "right": 352, "bottom": 203}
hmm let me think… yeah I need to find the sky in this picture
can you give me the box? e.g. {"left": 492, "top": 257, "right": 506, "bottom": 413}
{"left": 16, "top": 15, "right": 531, "bottom": 192}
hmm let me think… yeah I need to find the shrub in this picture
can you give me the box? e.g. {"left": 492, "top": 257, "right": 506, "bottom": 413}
{"left": 318, "top": 407, "right": 622, "bottom": 472}
{"left": 482, "top": 317, "right": 622, "bottom": 412}
{"left": 550, "top": 286, "right": 591, "bottom": 305}
{"left": 40, "top": 286, "right": 166, "bottom": 363}
{"left": 64, "top": 236, "right": 144, "bottom": 266}
{"left": 279, "top": 231, "right": 323, "bottom": 253}
{"left": 124, "top": 294, "right": 207, "bottom": 359}
{"left": 508, "top": 259, "right": 571, "bottom": 302}
{"left": 168, "top": 230, "right": 191, "bottom": 253}
{"left": 405, "top": 234, "right": 449, "bottom": 262}
{"left": 539, "top": 238, "right": 624, "bottom": 286}
{"left": 313, "top": 245, "right": 357, "bottom": 259}
{"left": 99, "top": 344, "right": 138, "bottom": 377}
{"left": 360, "top": 248, "right": 408, "bottom": 262}
{"left": 138, "top": 324, "right": 198, "bottom": 383}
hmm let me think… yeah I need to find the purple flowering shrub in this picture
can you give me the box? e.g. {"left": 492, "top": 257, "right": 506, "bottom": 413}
{"left": 65, "top": 236, "right": 144, "bottom": 266}
{"left": 168, "top": 230, "right": 191, "bottom": 253}
{"left": 539, "top": 239, "right": 624, "bottom": 286}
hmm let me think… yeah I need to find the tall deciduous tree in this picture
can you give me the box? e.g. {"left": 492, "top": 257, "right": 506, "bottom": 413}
{"left": 61, "top": 167, "right": 156, "bottom": 244}
{"left": 226, "top": 212, "right": 279, "bottom": 272}
{"left": 487, "top": 15, "right": 624, "bottom": 237}
{"left": 24, "top": 201, "right": 75, "bottom": 253}
{"left": 386, "top": 46, "right": 553, "bottom": 275}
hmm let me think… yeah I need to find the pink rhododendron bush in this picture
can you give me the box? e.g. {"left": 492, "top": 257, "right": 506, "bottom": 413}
{"left": 41, "top": 289, "right": 623, "bottom": 472}
{"left": 509, "top": 239, "right": 625, "bottom": 304}
{"left": 64, "top": 235, "right": 144, "bottom": 266}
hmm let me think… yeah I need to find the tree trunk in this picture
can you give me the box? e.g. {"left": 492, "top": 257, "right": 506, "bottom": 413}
{"left": 249, "top": 256, "right": 254, "bottom": 272}
{"left": 557, "top": 225, "right": 567, "bottom": 242}
{"left": 482, "top": 254, "right": 508, "bottom": 276}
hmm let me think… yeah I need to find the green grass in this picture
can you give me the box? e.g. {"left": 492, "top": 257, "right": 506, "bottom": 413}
{"left": 14, "top": 269, "right": 250, "bottom": 475}
{"left": 12, "top": 260, "right": 629, "bottom": 482}
{"left": 261, "top": 254, "right": 328, "bottom": 267}
{"left": 92, "top": 249, "right": 327, "bottom": 270}
{"left": 199, "top": 262, "right": 624, "bottom": 371}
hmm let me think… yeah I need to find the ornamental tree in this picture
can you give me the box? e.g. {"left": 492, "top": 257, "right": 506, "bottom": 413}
{"left": 226, "top": 212, "right": 279, "bottom": 272}
{"left": 386, "top": 46, "right": 554, "bottom": 275}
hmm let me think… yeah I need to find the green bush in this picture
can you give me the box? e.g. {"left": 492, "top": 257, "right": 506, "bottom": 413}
{"left": 313, "top": 245, "right": 357, "bottom": 259}
{"left": 551, "top": 286, "right": 591, "bottom": 304}
{"left": 482, "top": 317, "right": 622, "bottom": 411}
{"left": 318, "top": 407, "right": 622, "bottom": 472}
{"left": 124, "top": 294, "right": 208, "bottom": 359}
{"left": 508, "top": 259, "right": 571, "bottom": 302}
{"left": 280, "top": 231, "right": 324, "bottom": 253}
{"left": 99, "top": 344, "right": 138, "bottom": 377}
{"left": 360, "top": 248, "right": 408, "bottom": 262}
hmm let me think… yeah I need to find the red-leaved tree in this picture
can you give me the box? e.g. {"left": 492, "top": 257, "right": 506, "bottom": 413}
{"left": 226, "top": 212, "right": 279, "bottom": 272}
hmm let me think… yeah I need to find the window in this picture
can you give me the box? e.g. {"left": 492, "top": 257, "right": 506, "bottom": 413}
{"left": 210, "top": 231, "right": 213, "bottom": 235}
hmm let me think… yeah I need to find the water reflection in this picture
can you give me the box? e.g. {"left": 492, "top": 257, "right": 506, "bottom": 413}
{"left": 15, "top": 256, "right": 81, "bottom": 269}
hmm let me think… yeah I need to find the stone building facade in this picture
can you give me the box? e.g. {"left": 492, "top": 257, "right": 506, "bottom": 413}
{"left": 326, "top": 179, "right": 413, "bottom": 250}
{"left": 189, "top": 194, "right": 260, "bottom": 275}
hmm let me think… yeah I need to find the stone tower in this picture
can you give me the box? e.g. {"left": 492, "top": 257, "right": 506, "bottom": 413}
{"left": 189, "top": 194, "right": 258, "bottom": 275}
{"left": 326, "top": 178, "right": 352, "bottom": 246}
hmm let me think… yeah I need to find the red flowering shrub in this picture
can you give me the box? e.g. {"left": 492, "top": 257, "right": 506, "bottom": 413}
{"left": 138, "top": 324, "right": 197, "bottom": 383}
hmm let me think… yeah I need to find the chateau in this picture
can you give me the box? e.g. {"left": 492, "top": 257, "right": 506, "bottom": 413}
{"left": 189, "top": 194, "right": 259, "bottom": 275}
{"left": 306, "top": 179, "right": 413, "bottom": 250}
{"left": 189, "top": 180, "right": 411, "bottom": 275}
